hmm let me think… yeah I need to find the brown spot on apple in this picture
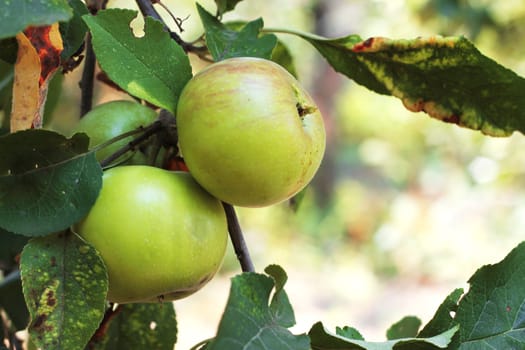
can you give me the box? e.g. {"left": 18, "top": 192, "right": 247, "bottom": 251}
{"left": 296, "top": 103, "right": 318, "bottom": 119}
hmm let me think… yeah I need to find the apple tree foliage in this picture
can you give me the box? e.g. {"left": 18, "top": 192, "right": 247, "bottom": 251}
{"left": 1, "top": 0, "right": 525, "bottom": 349}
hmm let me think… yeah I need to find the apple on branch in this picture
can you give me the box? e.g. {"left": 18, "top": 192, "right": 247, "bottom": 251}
{"left": 176, "top": 57, "right": 326, "bottom": 208}
{"left": 75, "top": 166, "right": 228, "bottom": 304}
{"left": 71, "top": 100, "right": 158, "bottom": 165}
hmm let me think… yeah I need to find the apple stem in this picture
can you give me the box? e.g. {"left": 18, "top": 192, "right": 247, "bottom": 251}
{"left": 222, "top": 203, "right": 255, "bottom": 273}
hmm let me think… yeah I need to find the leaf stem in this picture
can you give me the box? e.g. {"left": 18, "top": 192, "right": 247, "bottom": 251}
{"left": 222, "top": 203, "right": 255, "bottom": 273}
{"left": 261, "top": 27, "right": 326, "bottom": 41}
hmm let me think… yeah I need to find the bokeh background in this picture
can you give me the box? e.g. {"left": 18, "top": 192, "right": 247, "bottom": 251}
{"left": 46, "top": 0, "right": 525, "bottom": 348}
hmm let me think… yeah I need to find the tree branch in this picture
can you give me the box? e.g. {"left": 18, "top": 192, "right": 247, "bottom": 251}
{"left": 86, "top": 304, "right": 122, "bottom": 349}
{"left": 135, "top": 0, "right": 207, "bottom": 53}
{"left": 79, "top": 33, "right": 96, "bottom": 117}
{"left": 222, "top": 203, "right": 255, "bottom": 273}
{"left": 99, "top": 120, "right": 164, "bottom": 168}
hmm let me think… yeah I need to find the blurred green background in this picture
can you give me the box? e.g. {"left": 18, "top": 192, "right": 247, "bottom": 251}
{"left": 37, "top": 0, "right": 525, "bottom": 348}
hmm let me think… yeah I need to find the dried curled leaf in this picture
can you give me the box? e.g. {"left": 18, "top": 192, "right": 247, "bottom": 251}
{"left": 11, "top": 23, "right": 63, "bottom": 132}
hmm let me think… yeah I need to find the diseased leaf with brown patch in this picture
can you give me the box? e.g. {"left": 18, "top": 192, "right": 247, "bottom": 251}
{"left": 296, "top": 33, "right": 525, "bottom": 136}
{"left": 20, "top": 231, "right": 108, "bottom": 350}
{"left": 11, "top": 23, "right": 63, "bottom": 132}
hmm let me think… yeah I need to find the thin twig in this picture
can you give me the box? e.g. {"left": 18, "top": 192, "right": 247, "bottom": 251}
{"left": 222, "top": 203, "right": 255, "bottom": 273}
{"left": 79, "top": 33, "right": 96, "bottom": 117}
{"left": 99, "top": 120, "right": 164, "bottom": 168}
{"left": 135, "top": 0, "right": 207, "bottom": 53}
{"left": 86, "top": 304, "right": 122, "bottom": 349}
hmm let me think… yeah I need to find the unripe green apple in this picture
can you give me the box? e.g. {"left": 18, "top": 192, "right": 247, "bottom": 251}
{"left": 176, "top": 57, "right": 325, "bottom": 207}
{"left": 75, "top": 166, "right": 228, "bottom": 303}
{"left": 72, "top": 100, "right": 157, "bottom": 164}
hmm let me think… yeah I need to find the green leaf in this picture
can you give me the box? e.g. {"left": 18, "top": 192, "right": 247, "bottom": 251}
{"left": 197, "top": 3, "right": 277, "bottom": 61}
{"left": 0, "top": 270, "right": 29, "bottom": 330}
{"left": 271, "top": 40, "right": 298, "bottom": 78}
{"left": 60, "top": 0, "right": 89, "bottom": 60}
{"left": 0, "top": 129, "right": 102, "bottom": 236}
{"left": 0, "top": 0, "right": 73, "bottom": 39}
{"left": 83, "top": 9, "right": 192, "bottom": 114}
{"left": 453, "top": 241, "right": 525, "bottom": 349}
{"left": 336, "top": 326, "right": 365, "bottom": 340}
{"left": 224, "top": 21, "right": 297, "bottom": 76}
{"left": 215, "top": 0, "right": 243, "bottom": 17}
{"left": 418, "top": 288, "right": 463, "bottom": 338}
{"left": 0, "top": 60, "right": 14, "bottom": 116}
{"left": 90, "top": 303, "right": 177, "bottom": 350}
{"left": 0, "top": 38, "right": 17, "bottom": 64}
{"left": 386, "top": 316, "right": 421, "bottom": 340}
{"left": 295, "top": 33, "right": 525, "bottom": 136}
{"left": 207, "top": 267, "right": 310, "bottom": 350}
{"left": 0, "top": 229, "right": 29, "bottom": 270}
{"left": 20, "top": 231, "right": 108, "bottom": 350}
{"left": 265, "top": 264, "right": 296, "bottom": 328}
{"left": 309, "top": 322, "right": 458, "bottom": 350}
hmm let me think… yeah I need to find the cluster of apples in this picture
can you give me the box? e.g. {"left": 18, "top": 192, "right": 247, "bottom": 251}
{"left": 74, "top": 57, "right": 326, "bottom": 303}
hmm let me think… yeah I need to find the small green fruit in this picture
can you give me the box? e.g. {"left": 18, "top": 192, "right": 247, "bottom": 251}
{"left": 72, "top": 100, "right": 157, "bottom": 163}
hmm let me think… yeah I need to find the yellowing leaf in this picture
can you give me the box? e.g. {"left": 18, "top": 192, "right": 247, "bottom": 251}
{"left": 11, "top": 32, "right": 40, "bottom": 132}
{"left": 10, "top": 23, "right": 63, "bottom": 132}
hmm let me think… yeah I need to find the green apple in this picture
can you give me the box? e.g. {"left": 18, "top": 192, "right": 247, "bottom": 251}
{"left": 72, "top": 100, "right": 157, "bottom": 164}
{"left": 176, "top": 57, "right": 326, "bottom": 207}
{"left": 75, "top": 166, "right": 228, "bottom": 303}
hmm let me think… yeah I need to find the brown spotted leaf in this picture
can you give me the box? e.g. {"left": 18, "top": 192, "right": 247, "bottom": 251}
{"left": 11, "top": 23, "right": 63, "bottom": 131}
{"left": 20, "top": 231, "right": 108, "bottom": 350}
{"left": 294, "top": 33, "right": 525, "bottom": 136}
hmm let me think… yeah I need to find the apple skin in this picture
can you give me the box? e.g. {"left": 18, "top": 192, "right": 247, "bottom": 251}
{"left": 176, "top": 57, "right": 326, "bottom": 207}
{"left": 75, "top": 166, "right": 228, "bottom": 303}
{"left": 72, "top": 100, "right": 157, "bottom": 164}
